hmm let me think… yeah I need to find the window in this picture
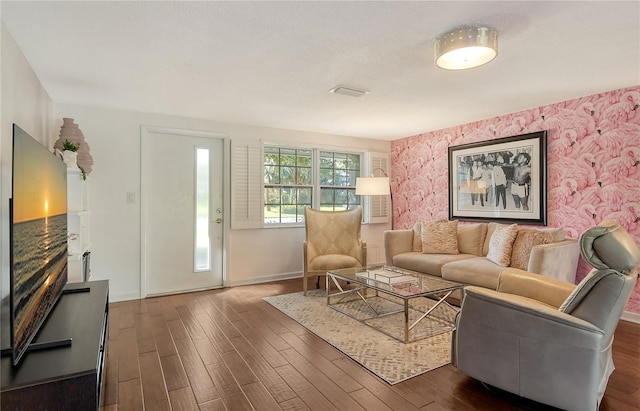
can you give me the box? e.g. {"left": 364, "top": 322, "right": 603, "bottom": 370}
{"left": 264, "top": 145, "right": 361, "bottom": 225}
{"left": 194, "top": 148, "right": 210, "bottom": 271}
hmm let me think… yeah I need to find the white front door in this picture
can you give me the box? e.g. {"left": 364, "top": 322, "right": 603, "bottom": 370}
{"left": 141, "top": 127, "right": 225, "bottom": 296}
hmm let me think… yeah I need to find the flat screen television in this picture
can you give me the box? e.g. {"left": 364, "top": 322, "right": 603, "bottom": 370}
{"left": 9, "top": 124, "right": 68, "bottom": 366}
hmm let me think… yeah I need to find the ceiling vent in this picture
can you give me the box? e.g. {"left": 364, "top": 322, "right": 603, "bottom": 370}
{"left": 329, "top": 85, "right": 369, "bottom": 98}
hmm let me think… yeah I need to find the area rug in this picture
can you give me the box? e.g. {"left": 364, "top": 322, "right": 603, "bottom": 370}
{"left": 263, "top": 289, "right": 452, "bottom": 384}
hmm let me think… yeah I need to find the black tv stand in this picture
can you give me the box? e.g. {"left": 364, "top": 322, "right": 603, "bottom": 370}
{"left": 1, "top": 280, "right": 109, "bottom": 411}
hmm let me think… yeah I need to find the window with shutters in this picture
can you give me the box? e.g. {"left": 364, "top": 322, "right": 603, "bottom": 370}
{"left": 263, "top": 145, "right": 362, "bottom": 226}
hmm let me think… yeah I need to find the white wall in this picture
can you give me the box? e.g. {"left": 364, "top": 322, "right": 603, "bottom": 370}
{"left": 55, "top": 103, "right": 390, "bottom": 302}
{"left": 1, "top": 24, "right": 55, "bottom": 303}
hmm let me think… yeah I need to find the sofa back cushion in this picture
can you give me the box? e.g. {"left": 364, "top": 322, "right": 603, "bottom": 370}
{"left": 412, "top": 222, "right": 423, "bottom": 252}
{"left": 457, "top": 223, "right": 488, "bottom": 256}
{"left": 483, "top": 222, "right": 499, "bottom": 256}
{"left": 421, "top": 220, "right": 459, "bottom": 254}
{"left": 510, "top": 229, "right": 555, "bottom": 270}
{"left": 486, "top": 223, "right": 519, "bottom": 266}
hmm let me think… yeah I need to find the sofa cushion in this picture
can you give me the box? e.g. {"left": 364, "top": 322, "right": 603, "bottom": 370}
{"left": 442, "top": 257, "right": 505, "bottom": 289}
{"left": 483, "top": 222, "right": 499, "bottom": 256}
{"left": 392, "top": 252, "right": 475, "bottom": 277}
{"left": 412, "top": 222, "right": 422, "bottom": 252}
{"left": 458, "top": 223, "right": 488, "bottom": 256}
{"left": 510, "top": 229, "right": 555, "bottom": 270}
{"left": 486, "top": 224, "right": 519, "bottom": 267}
{"left": 422, "top": 220, "right": 459, "bottom": 254}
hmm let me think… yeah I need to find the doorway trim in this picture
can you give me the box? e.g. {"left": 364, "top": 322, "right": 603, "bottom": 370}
{"left": 140, "top": 125, "right": 230, "bottom": 298}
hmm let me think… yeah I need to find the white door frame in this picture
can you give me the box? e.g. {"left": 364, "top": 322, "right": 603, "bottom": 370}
{"left": 140, "top": 125, "right": 230, "bottom": 298}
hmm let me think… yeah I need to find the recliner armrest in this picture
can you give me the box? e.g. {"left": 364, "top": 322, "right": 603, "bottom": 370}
{"left": 383, "top": 229, "right": 414, "bottom": 265}
{"left": 498, "top": 269, "right": 576, "bottom": 308}
{"left": 461, "top": 286, "right": 603, "bottom": 341}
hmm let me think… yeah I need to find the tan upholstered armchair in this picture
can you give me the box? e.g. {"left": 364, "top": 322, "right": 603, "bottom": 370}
{"left": 303, "top": 207, "right": 367, "bottom": 296}
{"left": 452, "top": 219, "right": 640, "bottom": 410}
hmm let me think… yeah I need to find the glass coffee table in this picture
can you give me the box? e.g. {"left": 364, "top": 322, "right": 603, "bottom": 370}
{"left": 326, "top": 265, "right": 464, "bottom": 343}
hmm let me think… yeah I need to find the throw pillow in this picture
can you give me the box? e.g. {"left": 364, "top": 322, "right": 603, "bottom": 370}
{"left": 486, "top": 223, "right": 519, "bottom": 266}
{"left": 412, "top": 222, "right": 422, "bottom": 252}
{"left": 421, "top": 220, "right": 459, "bottom": 254}
{"left": 510, "top": 229, "right": 555, "bottom": 270}
{"left": 457, "top": 223, "right": 488, "bottom": 256}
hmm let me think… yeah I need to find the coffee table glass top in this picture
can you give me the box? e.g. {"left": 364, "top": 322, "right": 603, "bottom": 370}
{"left": 327, "top": 265, "right": 463, "bottom": 298}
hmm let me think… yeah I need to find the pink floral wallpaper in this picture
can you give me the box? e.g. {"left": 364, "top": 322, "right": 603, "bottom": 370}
{"left": 391, "top": 86, "right": 640, "bottom": 314}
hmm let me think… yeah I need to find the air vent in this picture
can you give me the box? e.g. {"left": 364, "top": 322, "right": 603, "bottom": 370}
{"left": 329, "top": 85, "right": 369, "bottom": 98}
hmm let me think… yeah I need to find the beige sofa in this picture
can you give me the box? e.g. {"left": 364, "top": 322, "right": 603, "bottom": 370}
{"left": 384, "top": 221, "right": 580, "bottom": 289}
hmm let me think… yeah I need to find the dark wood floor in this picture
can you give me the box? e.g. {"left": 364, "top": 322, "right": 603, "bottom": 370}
{"left": 102, "top": 279, "right": 640, "bottom": 411}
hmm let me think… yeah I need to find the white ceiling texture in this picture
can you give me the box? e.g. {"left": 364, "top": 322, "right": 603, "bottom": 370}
{"left": 2, "top": 1, "right": 639, "bottom": 140}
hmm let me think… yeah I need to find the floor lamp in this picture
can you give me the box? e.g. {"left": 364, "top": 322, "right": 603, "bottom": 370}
{"left": 355, "top": 174, "right": 393, "bottom": 229}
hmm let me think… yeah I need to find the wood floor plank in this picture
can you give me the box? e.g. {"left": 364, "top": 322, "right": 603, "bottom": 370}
{"left": 151, "top": 314, "right": 178, "bottom": 357}
{"left": 221, "top": 343, "right": 259, "bottom": 386}
{"left": 241, "top": 381, "right": 281, "bottom": 411}
{"left": 174, "top": 337, "right": 220, "bottom": 404}
{"left": 222, "top": 334, "right": 297, "bottom": 404}
{"left": 205, "top": 362, "right": 244, "bottom": 399}
{"left": 198, "top": 398, "right": 228, "bottom": 411}
{"left": 108, "top": 303, "right": 120, "bottom": 341}
{"left": 118, "top": 327, "right": 140, "bottom": 382}
{"left": 279, "top": 347, "right": 366, "bottom": 411}
{"left": 117, "top": 378, "right": 144, "bottom": 411}
{"left": 168, "top": 386, "right": 200, "bottom": 411}
{"left": 139, "top": 351, "right": 171, "bottom": 411}
{"left": 192, "top": 335, "right": 224, "bottom": 366}
{"left": 221, "top": 393, "right": 254, "bottom": 411}
{"left": 160, "top": 354, "right": 190, "bottom": 392}
{"left": 167, "top": 318, "right": 189, "bottom": 340}
{"left": 275, "top": 363, "right": 338, "bottom": 411}
{"left": 135, "top": 312, "right": 157, "bottom": 354}
{"left": 103, "top": 336, "right": 119, "bottom": 406}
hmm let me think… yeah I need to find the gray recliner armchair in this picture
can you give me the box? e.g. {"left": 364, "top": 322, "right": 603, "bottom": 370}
{"left": 451, "top": 219, "right": 640, "bottom": 410}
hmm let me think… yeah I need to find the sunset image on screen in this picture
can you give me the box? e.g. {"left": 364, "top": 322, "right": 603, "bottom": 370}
{"left": 12, "top": 131, "right": 67, "bottom": 223}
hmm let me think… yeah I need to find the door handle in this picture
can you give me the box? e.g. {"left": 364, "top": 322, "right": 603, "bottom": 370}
{"left": 216, "top": 218, "right": 222, "bottom": 224}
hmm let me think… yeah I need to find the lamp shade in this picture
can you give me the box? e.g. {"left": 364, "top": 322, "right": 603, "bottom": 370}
{"left": 356, "top": 176, "right": 390, "bottom": 196}
{"left": 435, "top": 26, "right": 498, "bottom": 70}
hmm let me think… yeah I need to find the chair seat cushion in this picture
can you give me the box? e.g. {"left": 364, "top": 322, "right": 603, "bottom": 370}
{"left": 309, "top": 254, "right": 362, "bottom": 271}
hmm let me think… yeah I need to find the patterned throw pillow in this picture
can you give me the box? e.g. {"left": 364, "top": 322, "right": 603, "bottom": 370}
{"left": 421, "top": 220, "right": 459, "bottom": 254}
{"left": 412, "top": 222, "right": 422, "bottom": 252}
{"left": 510, "top": 229, "right": 554, "bottom": 270}
{"left": 486, "top": 223, "right": 519, "bottom": 266}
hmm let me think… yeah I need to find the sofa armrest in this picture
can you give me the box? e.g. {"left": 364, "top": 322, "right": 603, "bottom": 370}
{"left": 527, "top": 239, "right": 580, "bottom": 283}
{"left": 383, "top": 229, "right": 414, "bottom": 265}
{"left": 498, "top": 268, "right": 576, "bottom": 308}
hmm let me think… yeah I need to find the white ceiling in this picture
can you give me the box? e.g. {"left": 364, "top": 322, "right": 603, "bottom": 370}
{"left": 2, "top": 1, "right": 639, "bottom": 140}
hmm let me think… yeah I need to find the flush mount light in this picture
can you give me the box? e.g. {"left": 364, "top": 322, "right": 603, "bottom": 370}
{"left": 329, "top": 85, "right": 370, "bottom": 97}
{"left": 435, "top": 26, "right": 498, "bottom": 70}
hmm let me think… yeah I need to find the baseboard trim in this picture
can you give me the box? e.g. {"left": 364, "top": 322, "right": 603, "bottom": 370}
{"left": 226, "top": 271, "right": 302, "bottom": 287}
{"left": 621, "top": 310, "right": 640, "bottom": 324}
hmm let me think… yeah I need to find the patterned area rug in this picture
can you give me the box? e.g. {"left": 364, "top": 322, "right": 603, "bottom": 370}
{"left": 264, "top": 289, "right": 453, "bottom": 385}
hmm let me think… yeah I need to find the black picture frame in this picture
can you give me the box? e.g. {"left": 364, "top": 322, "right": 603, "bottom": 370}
{"left": 448, "top": 131, "right": 547, "bottom": 225}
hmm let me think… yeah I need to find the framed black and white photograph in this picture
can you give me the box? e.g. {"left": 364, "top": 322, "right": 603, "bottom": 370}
{"left": 448, "top": 131, "right": 547, "bottom": 225}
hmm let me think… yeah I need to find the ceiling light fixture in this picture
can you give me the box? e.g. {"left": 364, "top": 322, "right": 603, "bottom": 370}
{"left": 329, "top": 85, "right": 369, "bottom": 98}
{"left": 435, "top": 26, "right": 498, "bottom": 70}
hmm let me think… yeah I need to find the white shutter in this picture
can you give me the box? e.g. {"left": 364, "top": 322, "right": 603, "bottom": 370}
{"left": 365, "top": 152, "right": 390, "bottom": 225}
{"left": 231, "top": 141, "right": 262, "bottom": 229}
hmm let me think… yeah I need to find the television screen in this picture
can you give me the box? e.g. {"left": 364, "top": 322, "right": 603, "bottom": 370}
{"left": 10, "top": 124, "right": 68, "bottom": 366}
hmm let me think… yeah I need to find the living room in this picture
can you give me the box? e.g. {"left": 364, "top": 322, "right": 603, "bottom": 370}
{"left": 1, "top": 2, "right": 639, "bottom": 410}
